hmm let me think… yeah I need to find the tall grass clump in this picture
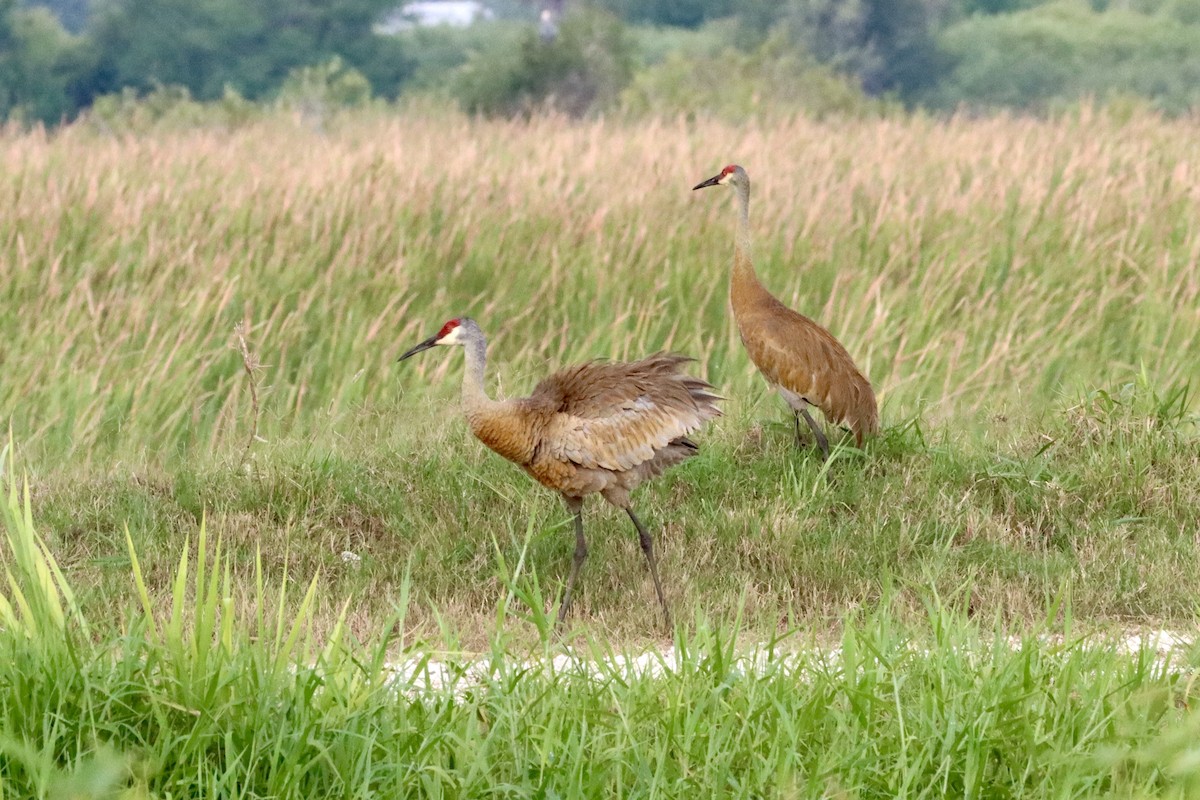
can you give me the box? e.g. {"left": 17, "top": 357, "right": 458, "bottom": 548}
{"left": 0, "top": 440, "right": 401, "bottom": 797}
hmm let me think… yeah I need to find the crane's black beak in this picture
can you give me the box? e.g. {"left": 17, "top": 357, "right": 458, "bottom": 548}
{"left": 693, "top": 174, "right": 722, "bottom": 190}
{"left": 397, "top": 334, "right": 439, "bottom": 362}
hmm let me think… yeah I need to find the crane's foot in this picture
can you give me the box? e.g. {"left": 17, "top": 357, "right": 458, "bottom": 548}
{"left": 795, "top": 408, "right": 830, "bottom": 461}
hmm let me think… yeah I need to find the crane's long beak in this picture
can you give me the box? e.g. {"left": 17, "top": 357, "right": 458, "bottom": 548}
{"left": 692, "top": 174, "right": 722, "bottom": 190}
{"left": 397, "top": 334, "right": 440, "bottom": 362}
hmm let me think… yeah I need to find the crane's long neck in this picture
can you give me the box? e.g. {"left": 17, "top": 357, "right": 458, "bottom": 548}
{"left": 458, "top": 330, "right": 533, "bottom": 466}
{"left": 731, "top": 181, "right": 771, "bottom": 313}
{"left": 733, "top": 181, "right": 754, "bottom": 278}
{"left": 459, "top": 332, "right": 498, "bottom": 418}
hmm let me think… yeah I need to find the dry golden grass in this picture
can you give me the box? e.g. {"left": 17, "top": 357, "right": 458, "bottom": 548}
{"left": 4, "top": 108, "right": 1199, "bottom": 464}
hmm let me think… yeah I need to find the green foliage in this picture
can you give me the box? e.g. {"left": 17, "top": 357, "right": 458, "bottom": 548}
{"left": 932, "top": 0, "right": 1200, "bottom": 112}
{"left": 24, "top": 0, "right": 91, "bottom": 32}
{"left": 592, "top": 0, "right": 734, "bottom": 28}
{"left": 14, "top": 0, "right": 1200, "bottom": 124}
{"left": 276, "top": 56, "right": 374, "bottom": 112}
{"left": 776, "top": 0, "right": 952, "bottom": 101}
{"left": 0, "top": 2, "right": 81, "bottom": 124}
{"left": 451, "top": 5, "right": 634, "bottom": 116}
{"left": 957, "top": 0, "right": 1048, "bottom": 13}
{"left": 80, "top": 0, "right": 412, "bottom": 104}
{"left": 621, "top": 34, "right": 894, "bottom": 121}
{"left": 0, "top": 443, "right": 85, "bottom": 641}
{"left": 1167, "top": 0, "right": 1200, "bottom": 24}
{"left": 626, "top": 17, "right": 738, "bottom": 65}
{"left": 388, "top": 20, "right": 528, "bottom": 91}
{"left": 86, "top": 83, "right": 257, "bottom": 132}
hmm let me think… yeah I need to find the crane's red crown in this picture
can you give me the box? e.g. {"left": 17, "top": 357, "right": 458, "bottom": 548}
{"left": 721, "top": 164, "right": 738, "bottom": 178}
{"left": 437, "top": 319, "right": 461, "bottom": 339}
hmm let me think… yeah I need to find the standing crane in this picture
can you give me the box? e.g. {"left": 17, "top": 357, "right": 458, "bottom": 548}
{"left": 398, "top": 317, "right": 721, "bottom": 627}
{"left": 693, "top": 164, "right": 878, "bottom": 458}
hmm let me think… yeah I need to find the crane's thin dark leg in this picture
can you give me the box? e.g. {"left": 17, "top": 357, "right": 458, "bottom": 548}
{"left": 557, "top": 507, "right": 588, "bottom": 626}
{"left": 800, "top": 407, "right": 829, "bottom": 460}
{"left": 626, "top": 508, "right": 672, "bottom": 629}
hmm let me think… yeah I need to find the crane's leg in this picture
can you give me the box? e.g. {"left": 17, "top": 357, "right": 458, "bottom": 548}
{"left": 626, "top": 508, "right": 672, "bottom": 629}
{"left": 798, "top": 408, "right": 830, "bottom": 460}
{"left": 557, "top": 504, "right": 588, "bottom": 626}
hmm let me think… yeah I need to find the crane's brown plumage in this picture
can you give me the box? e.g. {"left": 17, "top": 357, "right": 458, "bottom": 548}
{"left": 399, "top": 318, "right": 720, "bottom": 627}
{"left": 695, "top": 164, "right": 878, "bottom": 456}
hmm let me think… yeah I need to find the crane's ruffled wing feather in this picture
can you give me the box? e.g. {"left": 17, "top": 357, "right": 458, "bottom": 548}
{"left": 532, "top": 354, "right": 721, "bottom": 472}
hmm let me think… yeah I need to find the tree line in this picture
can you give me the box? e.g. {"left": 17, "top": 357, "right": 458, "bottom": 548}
{"left": 5, "top": 0, "right": 1200, "bottom": 125}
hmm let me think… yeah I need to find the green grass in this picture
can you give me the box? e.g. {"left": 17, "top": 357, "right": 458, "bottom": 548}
{"left": 21, "top": 363, "right": 1200, "bottom": 648}
{"left": 4, "top": 100, "right": 1200, "bottom": 792}
{"left": 2, "top": 464, "right": 1200, "bottom": 798}
{"left": 2, "top": 108, "right": 1200, "bottom": 645}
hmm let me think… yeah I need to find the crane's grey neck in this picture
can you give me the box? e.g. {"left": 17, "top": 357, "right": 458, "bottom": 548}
{"left": 733, "top": 180, "right": 753, "bottom": 269}
{"left": 459, "top": 328, "right": 494, "bottom": 410}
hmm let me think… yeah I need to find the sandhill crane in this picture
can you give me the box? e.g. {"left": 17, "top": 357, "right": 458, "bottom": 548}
{"left": 398, "top": 317, "right": 721, "bottom": 627}
{"left": 694, "top": 164, "right": 878, "bottom": 458}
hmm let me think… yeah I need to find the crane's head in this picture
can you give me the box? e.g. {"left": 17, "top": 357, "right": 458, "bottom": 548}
{"left": 398, "top": 317, "right": 477, "bottom": 361}
{"left": 693, "top": 164, "right": 747, "bottom": 191}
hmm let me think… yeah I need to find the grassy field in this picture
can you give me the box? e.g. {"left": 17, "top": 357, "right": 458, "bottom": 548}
{"left": 2, "top": 107, "right": 1200, "bottom": 795}
{"left": 2, "top": 476, "right": 1199, "bottom": 798}
{"left": 3, "top": 108, "right": 1199, "bottom": 643}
